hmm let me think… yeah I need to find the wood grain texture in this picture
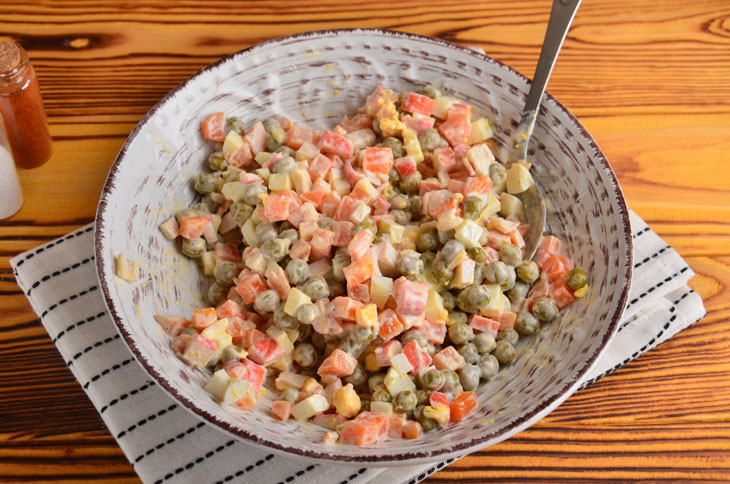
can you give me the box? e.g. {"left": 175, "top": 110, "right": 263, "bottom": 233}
{"left": 0, "top": 0, "right": 728, "bottom": 482}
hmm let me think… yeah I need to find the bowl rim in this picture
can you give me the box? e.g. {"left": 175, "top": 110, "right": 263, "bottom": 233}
{"left": 95, "top": 27, "right": 633, "bottom": 464}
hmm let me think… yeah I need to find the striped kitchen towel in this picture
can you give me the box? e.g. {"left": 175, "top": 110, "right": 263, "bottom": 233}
{"left": 11, "top": 209, "right": 705, "bottom": 484}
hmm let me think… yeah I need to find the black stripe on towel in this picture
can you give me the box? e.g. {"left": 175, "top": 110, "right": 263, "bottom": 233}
{"left": 100, "top": 380, "right": 156, "bottom": 414}
{"left": 116, "top": 404, "right": 178, "bottom": 439}
{"left": 14, "top": 225, "right": 94, "bottom": 268}
{"left": 625, "top": 267, "right": 689, "bottom": 311}
{"left": 26, "top": 256, "right": 94, "bottom": 296}
{"left": 41, "top": 285, "right": 98, "bottom": 318}
{"left": 276, "top": 464, "right": 317, "bottom": 484}
{"left": 52, "top": 311, "right": 107, "bottom": 343}
{"left": 134, "top": 421, "right": 207, "bottom": 464}
{"left": 213, "top": 454, "right": 275, "bottom": 484}
{"left": 154, "top": 439, "right": 237, "bottom": 484}
{"left": 81, "top": 357, "right": 134, "bottom": 389}
{"left": 67, "top": 334, "right": 120, "bottom": 366}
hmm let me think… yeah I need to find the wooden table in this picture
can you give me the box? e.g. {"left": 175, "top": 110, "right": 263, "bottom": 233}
{"left": 1, "top": 1, "right": 728, "bottom": 482}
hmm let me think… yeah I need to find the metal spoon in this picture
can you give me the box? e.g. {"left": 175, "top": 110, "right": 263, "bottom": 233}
{"left": 507, "top": 0, "right": 581, "bottom": 259}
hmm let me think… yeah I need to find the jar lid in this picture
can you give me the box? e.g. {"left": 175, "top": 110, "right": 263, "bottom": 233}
{"left": 0, "top": 41, "right": 21, "bottom": 75}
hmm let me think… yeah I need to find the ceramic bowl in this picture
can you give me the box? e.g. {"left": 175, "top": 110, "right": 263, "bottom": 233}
{"left": 95, "top": 29, "right": 632, "bottom": 466}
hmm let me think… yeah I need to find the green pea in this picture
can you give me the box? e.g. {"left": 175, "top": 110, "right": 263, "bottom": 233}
{"left": 499, "top": 244, "right": 523, "bottom": 267}
{"left": 261, "top": 238, "right": 288, "bottom": 261}
{"left": 225, "top": 116, "right": 246, "bottom": 134}
{"left": 372, "top": 118, "right": 381, "bottom": 135}
{"left": 389, "top": 167, "right": 401, "bottom": 185}
{"left": 467, "top": 246, "right": 487, "bottom": 264}
{"left": 478, "top": 353, "right": 499, "bottom": 380}
{"left": 467, "top": 285, "right": 491, "bottom": 311}
{"left": 493, "top": 340, "right": 516, "bottom": 364}
{"left": 448, "top": 322, "right": 474, "bottom": 345}
{"left": 417, "top": 229, "right": 439, "bottom": 252}
{"left": 207, "top": 281, "right": 228, "bottom": 305}
{"left": 473, "top": 333, "right": 497, "bottom": 354}
{"left": 418, "top": 128, "right": 448, "bottom": 152}
{"left": 419, "top": 416, "right": 438, "bottom": 432}
{"left": 273, "top": 304, "right": 299, "bottom": 330}
{"left": 208, "top": 151, "right": 227, "bottom": 171}
{"left": 275, "top": 145, "right": 294, "bottom": 157}
{"left": 484, "top": 261, "right": 511, "bottom": 285}
{"left": 286, "top": 259, "right": 309, "bottom": 285}
{"left": 310, "top": 332, "right": 325, "bottom": 352}
{"left": 390, "top": 194, "right": 410, "bottom": 211}
{"left": 391, "top": 209, "right": 409, "bottom": 226}
{"left": 440, "top": 369, "right": 462, "bottom": 394}
{"left": 497, "top": 329, "right": 519, "bottom": 346}
{"left": 447, "top": 310, "right": 467, "bottom": 327}
{"left": 456, "top": 288, "right": 478, "bottom": 313}
{"left": 351, "top": 325, "right": 374, "bottom": 342}
{"left": 419, "top": 85, "right": 441, "bottom": 99}
{"left": 272, "top": 156, "right": 296, "bottom": 174}
{"left": 463, "top": 195, "right": 486, "bottom": 220}
{"left": 368, "top": 373, "right": 386, "bottom": 393}
{"left": 500, "top": 266, "right": 516, "bottom": 292}
{"left": 506, "top": 281, "right": 530, "bottom": 304}
{"left": 409, "top": 196, "right": 423, "bottom": 219}
{"left": 566, "top": 268, "right": 588, "bottom": 291}
{"left": 229, "top": 202, "right": 253, "bottom": 226}
{"left": 532, "top": 297, "right": 558, "bottom": 321}
{"left": 472, "top": 264, "right": 486, "bottom": 285}
{"left": 355, "top": 218, "right": 377, "bottom": 237}
{"left": 301, "top": 276, "right": 329, "bottom": 300}
{"left": 440, "top": 290, "right": 456, "bottom": 311}
{"left": 224, "top": 167, "right": 242, "bottom": 184}
{"left": 459, "top": 343, "right": 480, "bottom": 364}
{"left": 182, "top": 238, "right": 206, "bottom": 258}
{"left": 255, "top": 223, "right": 277, "bottom": 243}
{"left": 371, "top": 389, "right": 391, "bottom": 403}
{"left": 396, "top": 254, "right": 424, "bottom": 278}
{"left": 489, "top": 163, "right": 507, "bottom": 190}
{"left": 280, "top": 387, "right": 299, "bottom": 405}
{"left": 213, "top": 260, "right": 238, "bottom": 284}
{"left": 401, "top": 330, "right": 428, "bottom": 349}
{"left": 254, "top": 289, "right": 279, "bottom": 314}
{"left": 516, "top": 260, "right": 539, "bottom": 283}
{"left": 420, "top": 251, "right": 436, "bottom": 270}
{"left": 194, "top": 173, "right": 223, "bottom": 195}
{"left": 293, "top": 343, "right": 317, "bottom": 368}
{"left": 515, "top": 311, "right": 539, "bottom": 335}
{"left": 279, "top": 228, "right": 299, "bottom": 245}
{"left": 441, "top": 240, "right": 466, "bottom": 262}
{"left": 263, "top": 118, "right": 281, "bottom": 134}
{"left": 243, "top": 183, "right": 267, "bottom": 205}
{"left": 419, "top": 368, "right": 445, "bottom": 391}
{"left": 400, "top": 172, "right": 422, "bottom": 195}
{"left": 393, "top": 390, "right": 418, "bottom": 413}
{"left": 332, "top": 253, "right": 351, "bottom": 282}
{"left": 344, "top": 364, "right": 367, "bottom": 389}
{"left": 221, "top": 345, "right": 247, "bottom": 363}
{"left": 296, "top": 303, "right": 319, "bottom": 325}
{"left": 266, "top": 137, "right": 280, "bottom": 152}
{"left": 318, "top": 216, "right": 334, "bottom": 229}
{"left": 383, "top": 137, "right": 404, "bottom": 159}
{"left": 458, "top": 364, "right": 481, "bottom": 391}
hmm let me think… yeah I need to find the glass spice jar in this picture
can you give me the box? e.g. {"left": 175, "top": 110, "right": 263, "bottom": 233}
{"left": 0, "top": 117, "right": 23, "bottom": 219}
{"left": 0, "top": 41, "right": 52, "bottom": 169}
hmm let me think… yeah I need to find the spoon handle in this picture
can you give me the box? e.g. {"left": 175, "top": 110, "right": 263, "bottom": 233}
{"left": 510, "top": 0, "right": 581, "bottom": 163}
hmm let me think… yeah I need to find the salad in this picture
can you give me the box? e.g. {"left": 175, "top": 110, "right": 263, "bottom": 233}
{"left": 154, "top": 85, "right": 589, "bottom": 446}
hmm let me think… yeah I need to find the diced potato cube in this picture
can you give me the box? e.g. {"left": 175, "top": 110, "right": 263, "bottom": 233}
{"left": 403, "top": 132, "right": 424, "bottom": 163}
{"left": 454, "top": 219, "right": 484, "bottom": 249}
{"left": 295, "top": 141, "right": 320, "bottom": 161}
{"left": 390, "top": 353, "right": 414, "bottom": 374}
{"left": 204, "top": 369, "right": 230, "bottom": 401}
{"left": 158, "top": 217, "right": 179, "bottom": 239}
{"left": 271, "top": 124, "right": 287, "bottom": 144}
{"left": 469, "top": 118, "right": 494, "bottom": 144}
{"left": 201, "top": 318, "right": 228, "bottom": 339}
{"left": 241, "top": 218, "right": 259, "bottom": 247}
{"left": 291, "top": 394, "right": 330, "bottom": 421}
{"left": 332, "top": 178, "right": 351, "bottom": 197}
{"left": 506, "top": 163, "right": 533, "bottom": 194}
{"left": 267, "top": 326, "right": 294, "bottom": 354}
{"left": 481, "top": 284, "right": 503, "bottom": 311}
{"left": 451, "top": 259, "right": 476, "bottom": 289}
{"left": 483, "top": 192, "right": 501, "bottom": 218}
{"left": 291, "top": 169, "right": 312, "bottom": 194}
{"left": 299, "top": 221, "right": 318, "bottom": 241}
{"left": 500, "top": 192, "right": 523, "bottom": 217}
{"left": 353, "top": 177, "right": 378, "bottom": 203}
{"left": 200, "top": 251, "right": 216, "bottom": 277}
{"left": 432, "top": 96, "right": 454, "bottom": 119}
{"left": 425, "top": 289, "right": 448, "bottom": 322}
{"left": 255, "top": 167, "right": 270, "bottom": 183}
{"left": 356, "top": 303, "right": 378, "bottom": 328}
{"left": 384, "top": 366, "right": 416, "bottom": 396}
{"left": 371, "top": 401, "right": 393, "bottom": 415}
{"left": 269, "top": 355, "right": 294, "bottom": 372}
{"left": 398, "top": 227, "right": 417, "bottom": 250}
{"left": 437, "top": 209, "right": 463, "bottom": 232}
{"left": 222, "top": 378, "right": 253, "bottom": 405}
{"left": 268, "top": 173, "right": 292, "bottom": 193}
{"left": 255, "top": 151, "right": 270, "bottom": 166}
{"left": 334, "top": 383, "right": 361, "bottom": 418}
{"left": 323, "top": 431, "right": 339, "bottom": 445}
{"left": 115, "top": 254, "right": 139, "bottom": 283}
{"left": 380, "top": 220, "right": 405, "bottom": 245}
{"left": 275, "top": 371, "right": 310, "bottom": 391}
{"left": 222, "top": 130, "right": 245, "bottom": 155}
{"left": 284, "top": 288, "right": 312, "bottom": 316}
{"left": 370, "top": 276, "right": 393, "bottom": 309}
{"left": 466, "top": 144, "right": 495, "bottom": 176}
{"left": 349, "top": 203, "right": 371, "bottom": 224}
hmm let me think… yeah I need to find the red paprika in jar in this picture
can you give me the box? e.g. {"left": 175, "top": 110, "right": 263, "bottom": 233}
{"left": 0, "top": 41, "right": 52, "bottom": 169}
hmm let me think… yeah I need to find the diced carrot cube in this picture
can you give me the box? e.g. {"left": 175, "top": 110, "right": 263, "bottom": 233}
{"left": 361, "top": 147, "right": 394, "bottom": 175}
{"left": 433, "top": 346, "right": 466, "bottom": 371}
{"left": 374, "top": 340, "right": 402, "bottom": 367}
{"left": 289, "top": 240, "right": 312, "bottom": 260}
{"left": 469, "top": 314, "right": 500, "bottom": 335}
{"left": 285, "top": 125, "right": 314, "bottom": 150}
{"left": 200, "top": 112, "right": 226, "bottom": 142}
{"left": 332, "top": 220, "right": 355, "bottom": 247}
{"left": 402, "top": 420, "right": 422, "bottom": 439}
{"left": 414, "top": 319, "right": 447, "bottom": 345}
{"left": 247, "top": 337, "right": 285, "bottom": 366}
{"left": 464, "top": 176, "right": 492, "bottom": 196}
{"left": 317, "top": 348, "right": 358, "bottom": 377}
{"left": 394, "top": 156, "right": 418, "bottom": 177}
{"left": 179, "top": 215, "right": 213, "bottom": 240}
{"left": 438, "top": 108, "right": 471, "bottom": 146}
{"left": 271, "top": 400, "right": 292, "bottom": 421}
{"left": 342, "top": 255, "right": 376, "bottom": 288}
{"left": 231, "top": 385, "right": 258, "bottom": 411}
{"left": 401, "top": 92, "right": 437, "bottom": 116}
{"left": 214, "top": 242, "right": 241, "bottom": 263}
{"left": 402, "top": 340, "right": 432, "bottom": 373}
{"left": 542, "top": 254, "right": 573, "bottom": 282}
{"left": 449, "top": 391, "right": 477, "bottom": 422}
{"left": 392, "top": 277, "right": 429, "bottom": 316}
{"left": 226, "top": 144, "right": 254, "bottom": 168}
{"left": 378, "top": 309, "right": 404, "bottom": 342}
{"left": 430, "top": 391, "right": 450, "bottom": 408}
{"left": 244, "top": 121, "right": 268, "bottom": 155}
{"left": 263, "top": 194, "right": 292, "bottom": 222}
{"left": 401, "top": 115, "right": 435, "bottom": 136}
{"left": 234, "top": 271, "right": 267, "bottom": 305}
{"left": 191, "top": 307, "right": 217, "bottom": 331}
{"left": 551, "top": 281, "right": 576, "bottom": 309}
{"left": 318, "top": 130, "right": 355, "bottom": 159}
{"left": 348, "top": 230, "right": 374, "bottom": 261}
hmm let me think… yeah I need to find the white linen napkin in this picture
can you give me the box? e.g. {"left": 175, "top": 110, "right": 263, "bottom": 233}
{"left": 11, "top": 209, "right": 705, "bottom": 484}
